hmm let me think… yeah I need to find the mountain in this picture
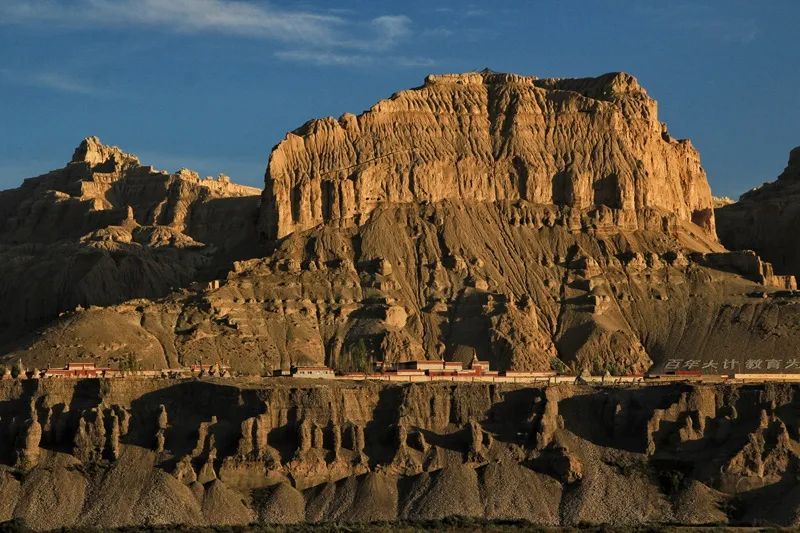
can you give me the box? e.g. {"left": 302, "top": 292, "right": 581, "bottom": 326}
{"left": 2, "top": 70, "right": 800, "bottom": 530}
{"left": 0, "top": 137, "right": 261, "bottom": 350}
{"left": 2, "top": 72, "right": 799, "bottom": 376}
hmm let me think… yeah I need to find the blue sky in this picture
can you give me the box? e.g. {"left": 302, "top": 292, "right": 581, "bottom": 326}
{"left": 0, "top": 0, "right": 797, "bottom": 198}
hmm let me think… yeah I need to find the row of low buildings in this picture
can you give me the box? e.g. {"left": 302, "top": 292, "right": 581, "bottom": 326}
{"left": 1, "top": 362, "right": 233, "bottom": 380}
{"left": 278, "top": 359, "right": 800, "bottom": 384}
{"left": 277, "top": 357, "right": 560, "bottom": 382}
{"left": 341, "top": 358, "right": 561, "bottom": 383}
{"left": 11, "top": 359, "right": 798, "bottom": 384}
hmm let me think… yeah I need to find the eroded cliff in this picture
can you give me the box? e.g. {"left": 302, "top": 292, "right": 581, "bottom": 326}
{"left": 260, "top": 71, "right": 714, "bottom": 240}
{"left": 1, "top": 379, "right": 799, "bottom": 529}
{"left": 0, "top": 137, "right": 262, "bottom": 347}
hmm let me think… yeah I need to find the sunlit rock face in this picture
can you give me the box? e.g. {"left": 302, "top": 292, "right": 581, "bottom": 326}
{"left": 260, "top": 70, "right": 714, "bottom": 240}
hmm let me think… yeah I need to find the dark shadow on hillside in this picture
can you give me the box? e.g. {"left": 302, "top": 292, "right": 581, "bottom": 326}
{"left": 364, "top": 385, "right": 403, "bottom": 468}
{"left": 557, "top": 385, "right": 687, "bottom": 453}
{"left": 124, "top": 380, "right": 261, "bottom": 463}
{"left": 482, "top": 387, "right": 543, "bottom": 445}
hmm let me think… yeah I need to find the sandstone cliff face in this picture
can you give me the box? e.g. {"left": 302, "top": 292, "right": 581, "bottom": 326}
{"left": 0, "top": 138, "right": 261, "bottom": 346}
{"left": 0, "top": 379, "right": 799, "bottom": 529}
{"left": 260, "top": 71, "right": 714, "bottom": 240}
{"left": 716, "top": 146, "right": 800, "bottom": 279}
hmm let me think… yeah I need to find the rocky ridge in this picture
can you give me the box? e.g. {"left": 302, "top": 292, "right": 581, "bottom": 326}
{"left": 1, "top": 69, "right": 800, "bottom": 530}
{"left": 716, "top": 146, "right": 800, "bottom": 280}
{"left": 0, "top": 137, "right": 261, "bottom": 348}
{"left": 0, "top": 379, "right": 799, "bottom": 529}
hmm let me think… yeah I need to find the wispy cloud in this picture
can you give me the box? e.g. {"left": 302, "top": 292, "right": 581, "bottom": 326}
{"left": 395, "top": 56, "right": 437, "bottom": 68}
{"left": 694, "top": 17, "right": 758, "bottom": 44}
{"left": 275, "top": 50, "right": 434, "bottom": 68}
{"left": 1, "top": 0, "right": 341, "bottom": 44}
{"left": 369, "top": 15, "right": 411, "bottom": 49}
{"left": 274, "top": 50, "right": 371, "bottom": 67}
{"left": 464, "top": 9, "right": 488, "bottom": 18}
{"left": 0, "top": 0, "right": 428, "bottom": 67}
{"left": 421, "top": 27, "right": 454, "bottom": 39}
{"left": 0, "top": 68, "right": 100, "bottom": 95}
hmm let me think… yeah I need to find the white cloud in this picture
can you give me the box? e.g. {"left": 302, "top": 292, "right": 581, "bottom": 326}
{"left": 0, "top": 68, "right": 100, "bottom": 95}
{"left": 28, "top": 72, "right": 99, "bottom": 95}
{"left": 464, "top": 9, "right": 488, "bottom": 18}
{"left": 0, "top": 1, "right": 431, "bottom": 69}
{"left": 274, "top": 50, "right": 371, "bottom": 67}
{"left": 394, "top": 56, "right": 436, "bottom": 68}
{"left": 421, "top": 27, "right": 454, "bottom": 38}
{"left": 370, "top": 15, "right": 411, "bottom": 49}
{"left": 0, "top": 0, "right": 416, "bottom": 54}
{"left": 275, "top": 50, "right": 434, "bottom": 68}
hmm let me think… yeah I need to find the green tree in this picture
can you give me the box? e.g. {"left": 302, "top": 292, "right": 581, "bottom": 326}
{"left": 118, "top": 354, "right": 140, "bottom": 372}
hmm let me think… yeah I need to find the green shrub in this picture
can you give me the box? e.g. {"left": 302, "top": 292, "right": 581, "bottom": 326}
{"left": 550, "top": 357, "right": 569, "bottom": 373}
{"left": 118, "top": 354, "right": 140, "bottom": 372}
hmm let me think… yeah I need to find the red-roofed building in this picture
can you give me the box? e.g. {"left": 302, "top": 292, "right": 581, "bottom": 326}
{"left": 43, "top": 362, "right": 112, "bottom": 378}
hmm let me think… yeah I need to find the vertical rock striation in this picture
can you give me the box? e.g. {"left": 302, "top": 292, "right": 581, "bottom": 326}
{"left": 260, "top": 71, "right": 714, "bottom": 240}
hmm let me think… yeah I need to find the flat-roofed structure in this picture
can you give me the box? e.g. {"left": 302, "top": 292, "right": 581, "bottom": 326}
{"left": 502, "top": 370, "right": 557, "bottom": 378}
{"left": 378, "top": 358, "right": 501, "bottom": 379}
{"left": 291, "top": 366, "right": 335, "bottom": 378}
{"left": 395, "top": 369, "right": 427, "bottom": 376}
{"left": 469, "top": 359, "right": 492, "bottom": 373}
